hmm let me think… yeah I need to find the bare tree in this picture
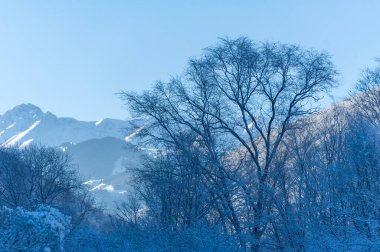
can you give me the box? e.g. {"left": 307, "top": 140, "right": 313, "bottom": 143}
{"left": 351, "top": 59, "right": 380, "bottom": 125}
{"left": 121, "top": 37, "right": 336, "bottom": 251}
{"left": 0, "top": 147, "right": 29, "bottom": 207}
{"left": 0, "top": 145, "right": 81, "bottom": 208}
{"left": 0, "top": 145, "right": 94, "bottom": 229}
{"left": 115, "top": 192, "right": 142, "bottom": 225}
{"left": 21, "top": 145, "right": 80, "bottom": 206}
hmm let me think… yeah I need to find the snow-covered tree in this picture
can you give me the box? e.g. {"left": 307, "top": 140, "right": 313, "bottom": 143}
{"left": 0, "top": 205, "right": 71, "bottom": 251}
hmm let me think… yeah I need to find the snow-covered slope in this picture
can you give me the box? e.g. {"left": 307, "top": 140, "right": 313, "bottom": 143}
{"left": 0, "top": 103, "right": 140, "bottom": 147}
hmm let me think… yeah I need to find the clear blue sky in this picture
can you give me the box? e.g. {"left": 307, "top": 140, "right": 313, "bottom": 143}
{"left": 0, "top": 0, "right": 378, "bottom": 121}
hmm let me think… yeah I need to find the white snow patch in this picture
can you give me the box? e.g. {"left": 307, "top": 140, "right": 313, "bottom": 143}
{"left": 59, "top": 146, "right": 67, "bottom": 152}
{"left": 125, "top": 127, "right": 143, "bottom": 142}
{"left": 103, "top": 185, "right": 114, "bottom": 192}
{"left": 2, "top": 120, "right": 41, "bottom": 147}
{"left": 90, "top": 183, "right": 114, "bottom": 192}
{"left": 20, "top": 139, "right": 34, "bottom": 148}
{"left": 6, "top": 123, "right": 16, "bottom": 130}
{"left": 83, "top": 179, "right": 104, "bottom": 185}
{"left": 95, "top": 119, "right": 104, "bottom": 126}
{"left": 0, "top": 130, "right": 4, "bottom": 137}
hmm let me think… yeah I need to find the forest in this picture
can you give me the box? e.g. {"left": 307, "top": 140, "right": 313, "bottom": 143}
{"left": 1, "top": 37, "right": 380, "bottom": 251}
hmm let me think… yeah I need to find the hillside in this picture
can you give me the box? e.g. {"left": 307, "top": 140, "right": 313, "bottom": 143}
{"left": 0, "top": 103, "right": 145, "bottom": 206}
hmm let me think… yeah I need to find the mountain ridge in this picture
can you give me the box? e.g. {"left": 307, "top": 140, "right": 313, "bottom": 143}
{"left": 0, "top": 103, "right": 145, "bottom": 207}
{"left": 0, "top": 103, "right": 139, "bottom": 147}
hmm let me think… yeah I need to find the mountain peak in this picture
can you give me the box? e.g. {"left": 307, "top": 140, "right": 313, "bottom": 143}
{"left": 6, "top": 103, "right": 43, "bottom": 116}
{"left": 0, "top": 103, "right": 138, "bottom": 147}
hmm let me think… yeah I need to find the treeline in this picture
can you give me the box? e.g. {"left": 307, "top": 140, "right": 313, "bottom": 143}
{"left": 119, "top": 38, "right": 380, "bottom": 251}
{"left": 1, "top": 37, "right": 380, "bottom": 251}
{"left": 0, "top": 145, "right": 133, "bottom": 251}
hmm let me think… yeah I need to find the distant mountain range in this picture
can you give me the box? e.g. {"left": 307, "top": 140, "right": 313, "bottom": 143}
{"left": 0, "top": 103, "right": 145, "bottom": 207}
{"left": 0, "top": 103, "right": 141, "bottom": 146}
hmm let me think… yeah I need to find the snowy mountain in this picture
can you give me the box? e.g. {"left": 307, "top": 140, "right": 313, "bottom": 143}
{"left": 0, "top": 103, "right": 145, "bottom": 207}
{"left": 0, "top": 103, "right": 140, "bottom": 147}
